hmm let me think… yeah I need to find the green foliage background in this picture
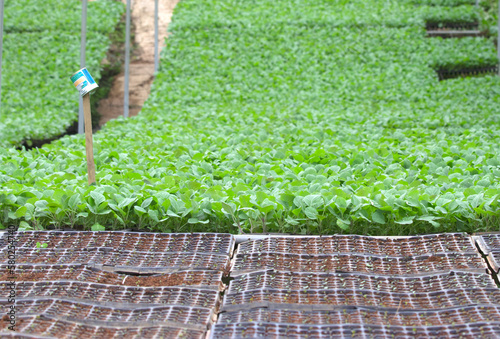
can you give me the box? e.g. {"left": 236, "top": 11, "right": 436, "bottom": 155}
{"left": 0, "top": 0, "right": 499, "bottom": 235}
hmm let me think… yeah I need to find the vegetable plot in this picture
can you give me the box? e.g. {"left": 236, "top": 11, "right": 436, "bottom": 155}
{"left": 0, "top": 0, "right": 499, "bottom": 235}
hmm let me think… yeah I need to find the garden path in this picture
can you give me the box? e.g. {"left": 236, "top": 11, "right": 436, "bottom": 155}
{"left": 97, "top": 0, "right": 180, "bottom": 126}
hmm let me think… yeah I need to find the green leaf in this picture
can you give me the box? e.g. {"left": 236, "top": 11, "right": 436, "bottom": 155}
{"left": 337, "top": 219, "right": 350, "bottom": 231}
{"left": 15, "top": 206, "right": 27, "bottom": 219}
{"left": 372, "top": 210, "right": 386, "bottom": 224}
{"left": 91, "top": 223, "right": 106, "bottom": 231}
{"left": 304, "top": 206, "right": 318, "bottom": 219}
{"left": 303, "top": 194, "right": 323, "bottom": 208}
{"left": 90, "top": 191, "right": 105, "bottom": 206}
{"left": 394, "top": 216, "right": 415, "bottom": 225}
{"left": 335, "top": 197, "right": 348, "bottom": 213}
{"left": 18, "top": 221, "right": 33, "bottom": 231}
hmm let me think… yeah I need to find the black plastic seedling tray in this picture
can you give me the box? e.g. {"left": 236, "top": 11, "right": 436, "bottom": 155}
{"left": 0, "top": 248, "right": 231, "bottom": 273}
{"left": 0, "top": 231, "right": 235, "bottom": 256}
{"left": 209, "top": 321, "right": 500, "bottom": 339}
{"left": 218, "top": 304, "right": 500, "bottom": 327}
{"left": 0, "top": 281, "right": 220, "bottom": 308}
{"left": 0, "top": 314, "right": 206, "bottom": 339}
{"left": 475, "top": 233, "right": 500, "bottom": 254}
{"left": 3, "top": 298, "right": 213, "bottom": 327}
{"left": 236, "top": 233, "right": 476, "bottom": 256}
{"left": 0, "top": 264, "right": 224, "bottom": 290}
{"left": 437, "top": 66, "right": 499, "bottom": 81}
{"left": 221, "top": 287, "right": 500, "bottom": 312}
{"left": 231, "top": 252, "right": 487, "bottom": 275}
{"left": 227, "top": 270, "right": 496, "bottom": 294}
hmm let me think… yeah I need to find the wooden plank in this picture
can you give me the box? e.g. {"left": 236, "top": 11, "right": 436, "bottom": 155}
{"left": 82, "top": 93, "right": 96, "bottom": 185}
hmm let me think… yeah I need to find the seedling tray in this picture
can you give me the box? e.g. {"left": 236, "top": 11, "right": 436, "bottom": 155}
{"left": 227, "top": 270, "right": 496, "bottom": 294}
{"left": 236, "top": 233, "right": 476, "bottom": 256}
{"left": 231, "top": 252, "right": 487, "bottom": 275}
{"left": 474, "top": 234, "right": 500, "bottom": 274}
{"left": 437, "top": 66, "right": 498, "bottom": 81}
{"left": 0, "top": 231, "right": 235, "bottom": 256}
{"left": 209, "top": 322, "right": 500, "bottom": 338}
{"left": 475, "top": 233, "right": 500, "bottom": 255}
{"left": 218, "top": 304, "right": 500, "bottom": 327}
{"left": 484, "top": 252, "right": 500, "bottom": 275}
{"left": 2, "top": 298, "right": 213, "bottom": 326}
{"left": 425, "top": 22, "right": 479, "bottom": 31}
{"left": 0, "top": 248, "right": 231, "bottom": 273}
{"left": 0, "top": 264, "right": 223, "bottom": 289}
{"left": 0, "top": 314, "right": 206, "bottom": 339}
{"left": 0, "top": 281, "right": 219, "bottom": 308}
{"left": 221, "top": 287, "right": 500, "bottom": 311}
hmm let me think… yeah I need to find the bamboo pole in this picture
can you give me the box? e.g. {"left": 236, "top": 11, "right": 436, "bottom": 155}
{"left": 154, "top": 0, "right": 159, "bottom": 73}
{"left": 78, "top": 0, "right": 88, "bottom": 134}
{"left": 124, "top": 0, "right": 131, "bottom": 117}
{"left": 82, "top": 94, "right": 96, "bottom": 185}
{"left": 0, "top": 0, "right": 5, "bottom": 114}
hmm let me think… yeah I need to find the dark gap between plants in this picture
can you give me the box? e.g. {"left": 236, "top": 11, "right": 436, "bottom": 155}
{"left": 19, "top": 121, "right": 78, "bottom": 151}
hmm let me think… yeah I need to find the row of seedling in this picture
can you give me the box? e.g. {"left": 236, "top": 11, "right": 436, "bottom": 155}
{"left": 1, "top": 248, "right": 231, "bottom": 272}
{"left": 0, "top": 264, "right": 223, "bottom": 289}
{"left": 209, "top": 321, "right": 500, "bottom": 339}
{"left": 231, "top": 252, "right": 487, "bottom": 275}
{"left": 0, "top": 231, "right": 235, "bottom": 255}
{"left": 227, "top": 269, "right": 496, "bottom": 294}
{"left": 0, "top": 314, "right": 206, "bottom": 339}
{"left": 221, "top": 287, "right": 500, "bottom": 311}
{"left": 218, "top": 304, "right": 500, "bottom": 327}
{"left": 1, "top": 281, "right": 219, "bottom": 308}
{"left": 3, "top": 298, "right": 213, "bottom": 327}
{"left": 236, "top": 233, "right": 476, "bottom": 256}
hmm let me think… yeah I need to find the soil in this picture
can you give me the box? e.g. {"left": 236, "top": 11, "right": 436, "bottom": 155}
{"left": 96, "top": 0, "right": 180, "bottom": 125}
{"left": 0, "top": 265, "right": 221, "bottom": 288}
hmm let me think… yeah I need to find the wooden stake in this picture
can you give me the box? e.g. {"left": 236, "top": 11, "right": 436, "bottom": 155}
{"left": 82, "top": 93, "right": 96, "bottom": 185}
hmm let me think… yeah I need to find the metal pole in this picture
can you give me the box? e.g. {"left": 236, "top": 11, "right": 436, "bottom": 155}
{"left": 0, "top": 0, "right": 5, "bottom": 114}
{"left": 154, "top": 0, "right": 159, "bottom": 73}
{"left": 124, "top": 0, "right": 131, "bottom": 118}
{"left": 78, "top": 0, "right": 88, "bottom": 134}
